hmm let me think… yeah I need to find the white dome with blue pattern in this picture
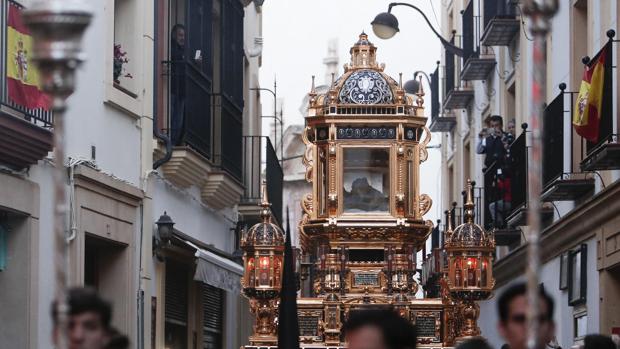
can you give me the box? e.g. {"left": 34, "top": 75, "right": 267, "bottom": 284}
{"left": 338, "top": 70, "right": 394, "bottom": 105}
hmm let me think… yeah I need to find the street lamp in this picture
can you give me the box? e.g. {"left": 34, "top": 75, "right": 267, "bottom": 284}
{"left": 371, "top": 3, "right": 464, "bottom": 57}
{"left": 250, "top": 80, "right": 284, "bottom": 162}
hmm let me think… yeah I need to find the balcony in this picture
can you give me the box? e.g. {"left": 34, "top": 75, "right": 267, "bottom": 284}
{"left": 480, "top": 0, "right": 520, "bottom": 46}
{"left": 443, "top": 87, "right": 474, "bottom": 110}
{"left": 580, "top": 134, "right": 620, "bottom": 171}
{"left": 541, "top": 90, "right": 594, "bottom": 202}
{"left": 428, "top": 67, "right": 455, "bottom": 132}
{"left": 482, "top": 128, "right": 551, "bottom": 245}
{"left": 0, "top": 0, "right": 54, "bottom": 170}
{"left": 237, "top": 136, "right": 283, "bottom": 227}
{"left": 460, "top": 0, "right": 496, "bottom": 81}
{"left": 460, "top": 52, "right": 496, "bottom": 81}
{"left": 154, "top": 63, "right": 244, "bottom": 208}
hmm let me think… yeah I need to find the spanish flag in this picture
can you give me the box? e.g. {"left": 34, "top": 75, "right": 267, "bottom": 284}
{"left": 6, "top": 2, "right": 50, "bottom": 110}
{"left": 572, "top": 42, "right": 610, "bottom": 143}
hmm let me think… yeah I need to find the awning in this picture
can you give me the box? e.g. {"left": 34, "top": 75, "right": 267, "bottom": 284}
{"left": 176, "top": 237, "right": 243, "bottom": 293}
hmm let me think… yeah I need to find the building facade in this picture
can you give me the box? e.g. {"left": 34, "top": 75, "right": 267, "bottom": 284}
{"left": 0, "top": 0, "right": 272, "bottom": 348}
{"left": 435, "top": 1, "right": 620, "bottom": 347}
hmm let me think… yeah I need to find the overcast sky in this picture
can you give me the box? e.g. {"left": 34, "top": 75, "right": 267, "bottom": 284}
{"left": 259, "top": 0, "right": 445, "bottom": 226}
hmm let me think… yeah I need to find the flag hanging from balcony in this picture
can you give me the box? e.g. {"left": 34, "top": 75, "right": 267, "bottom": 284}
{"left": 572, "top": 41, "right": 611, "bottom": 143}
{"left": 6, "top": 2, "right": 50, "bottom": 110}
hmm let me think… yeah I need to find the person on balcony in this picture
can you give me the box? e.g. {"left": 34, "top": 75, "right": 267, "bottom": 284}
{"left": 170, "top": 24, "right": 186, "bottom": 146}
{"left": 489, "top": 166, "right": 512, "bottom": 228}
{"left": 477, "top": 115, "right": 508, "bottom": 168}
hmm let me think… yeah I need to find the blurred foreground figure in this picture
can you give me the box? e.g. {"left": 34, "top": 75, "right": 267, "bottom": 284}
{"left": 52, "top": 287, "right": 112, "bottom": 349}
{"left": 342, "top": 309, "right": 417, "bottom": 349}
{"left": 583, "top": 334, "right": 616, "bottom": 349}
{"left": 455, "top": 337, "right": 493, "bottom": 349}
{"left": 497, "top": 283, "right": 555, "bottom": 349}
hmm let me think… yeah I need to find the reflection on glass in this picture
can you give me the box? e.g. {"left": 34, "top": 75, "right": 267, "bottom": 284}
{"left": 343, "top": 148, "right": 389, "bottom": 213}
{"left": 571, "top": 251, "right": 581, "bottom": 301}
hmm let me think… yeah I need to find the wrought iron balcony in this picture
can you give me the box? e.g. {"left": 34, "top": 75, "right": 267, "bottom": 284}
{"left": 460, "top": 0, "right": 496, "bottom": 81}
{"left": 0, "top": 0, "right": 54, "bottom": 170}
{"left": 541, "top": 88, "right": 594, "bottom": 202}
{"left": 237, "top": 136, "right": 283, "bottom": 227}
{"left": 480, "top": 0, "right": 520, "bottom": 47}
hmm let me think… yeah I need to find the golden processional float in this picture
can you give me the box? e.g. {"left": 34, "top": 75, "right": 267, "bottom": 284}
{"left": 241, "top": 33, "right": 495, "bottom": 349}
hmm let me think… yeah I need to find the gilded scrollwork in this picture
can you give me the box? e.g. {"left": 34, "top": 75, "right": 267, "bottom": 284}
{"left": 302, "top": 193, "right": 313, "bottom": 215}
{"left": 419, "top": 126, "right": 431, "bottom": 163}
{"left": 302, "top": 126, "right": 314, "bottom": 183}
{"left": 419, "top": 194, "right": 432, "bottom": 217}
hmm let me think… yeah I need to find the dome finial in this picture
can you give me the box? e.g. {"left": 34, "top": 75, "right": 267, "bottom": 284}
{"left": 445, "top": 210, "right": 454, "bottom": 242}
{"left": 463, "top": 179, "right": 475, "bottom": 223}
{"left": 260, "top": 180, "right": 272, "bottom": 222}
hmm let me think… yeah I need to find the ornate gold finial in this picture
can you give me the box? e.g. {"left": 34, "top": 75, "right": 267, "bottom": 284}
{"left": 445, "top": 209, "right": 454, "bottom": 241}
{"left": 310, "top": 75, "right": 316, "bottom": 94}
{"left": 463, "top": 179, "right": 475, "bottom": 223}
{"left": 416, "top": 75, "right": 425, "bottom": 108}
{"left": 399, "top": 72, "right": 403, "bottom": 89}
{"left": 260, "top": 180, "right": 272, "bottom": 222}
{"left": 331, "top": 72, "right": 336, "bottom": 89}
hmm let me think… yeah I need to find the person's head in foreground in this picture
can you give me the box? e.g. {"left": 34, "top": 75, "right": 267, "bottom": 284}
{"left": 343, "top": 308, "right": 417, "bottom": 349}
{"left": 583, "top": 334, "right": 616, "bottom": 349}
{"left": 52, "top": 287, "right": 112, "bottom": 349}
{"left": 455, "top": 337, "right": 493, "bottom": 349}
{"left": 498, "top": 282, "right": 555, "bottom": 349}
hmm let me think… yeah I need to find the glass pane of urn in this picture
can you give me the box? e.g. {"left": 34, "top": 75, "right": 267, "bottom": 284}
{"left": 342, "top": 148, "right": 390, "bottom": 213}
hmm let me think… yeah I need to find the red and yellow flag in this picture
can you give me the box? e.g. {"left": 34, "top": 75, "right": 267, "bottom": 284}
{"left": 6, "top": 2, "right": 50, "bottom": 110}
{"left": 572, "top": 42, "right": 609, "bottom": 143}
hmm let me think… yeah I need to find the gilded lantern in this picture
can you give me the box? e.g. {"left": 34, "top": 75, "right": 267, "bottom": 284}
{"left": 444, "top": 179, "right": 495, "bottom": 338}
{"left": 241, "top": 183, "right": 285, "bottom": 345}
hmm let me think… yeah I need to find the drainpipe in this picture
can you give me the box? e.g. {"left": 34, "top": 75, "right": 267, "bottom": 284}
{"left": 152, "top": 9, "right": 172, "bottom": 170}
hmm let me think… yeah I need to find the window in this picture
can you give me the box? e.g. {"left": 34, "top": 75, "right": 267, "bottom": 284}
{"left": 573, "top": 309, "right": 587, "bottom": 340}
{"left": 568, "top": 244, "right": 587, "bottom": 306}
{"left": 202, "top": 284, "right": 224, "bottom": 349}
{"left": 113, "top": 0, "right": 138, "bottom": 95}
{"left": 165, "top": 261, "right": 189, "bottom": 349}
{"left": 342, "top": 148, "right": 390, "bottom": 213}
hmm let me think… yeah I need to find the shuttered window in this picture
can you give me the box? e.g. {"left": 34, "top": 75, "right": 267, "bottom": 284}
{"left": 165, "top": 261, "right": 189, "bottom": 349}
{"left": 202, "top": 284, "right": 224, "bottom": 349}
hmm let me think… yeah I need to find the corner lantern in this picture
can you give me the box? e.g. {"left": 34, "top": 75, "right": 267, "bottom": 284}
{"left": 444, "top": 179, "right": 495, "bottom": 339}
{"left": 240, "top": 182, "right": 285, "bottom": 346}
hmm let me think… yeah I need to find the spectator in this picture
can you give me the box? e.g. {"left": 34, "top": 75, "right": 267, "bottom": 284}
{"left": 497, "top": 283, "right": 555, "bottom": 349}
{"left": 455, "top": 337, "right": 493, "bottom": 349}
{"left": 52, "top": 287, "right": 112, "bottom": 349}
{"left": 343, "top": 308, "right": 417, "bottom": 349}
{"left": 489, "top": 166, "right": 512, "bottom": 228}
{"left": 105, "top": 328, "right": 130, "bottom": 349}
{"left": 170, "top": 24, "right": 186, "bottom": 146}
{"left": 477, "top": 115, "right": 509, "bottom": 167}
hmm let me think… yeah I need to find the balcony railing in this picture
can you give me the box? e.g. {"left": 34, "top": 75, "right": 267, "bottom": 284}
{"left": 241, "top": 136, "right": 283, "bottom": 225}
{"left": 482, "top": 127, "right": 526, "bottom": 228}
{"left": 161, "top": 58, "right": 213, "bottom": 160}
{"left": 0, "top": 0, "right": 53, "bottom": 128}
{"left": 461, "top": 0, "right": 496, "bottom": 81}
{"left": 0, "top": 0, "right": 54, "bottom": 170}
{"left": 442, "top": 35, "right": 474, "bottom": 110}
{"left": 541, "top": 87, "right": 594, "bottom": 202}
{"left": 481, "top": 0, "right": 520, "bottom": 46}
{"left": 429, "top": 66, "right": 455, "bottom": 132}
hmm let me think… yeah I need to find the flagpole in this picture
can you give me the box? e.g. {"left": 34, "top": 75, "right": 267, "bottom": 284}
{"left": 22, "top": 3, "right": 92, "bottom": 349}
{"left": 522, "top": 2, "right": 558, "bottom": 349}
